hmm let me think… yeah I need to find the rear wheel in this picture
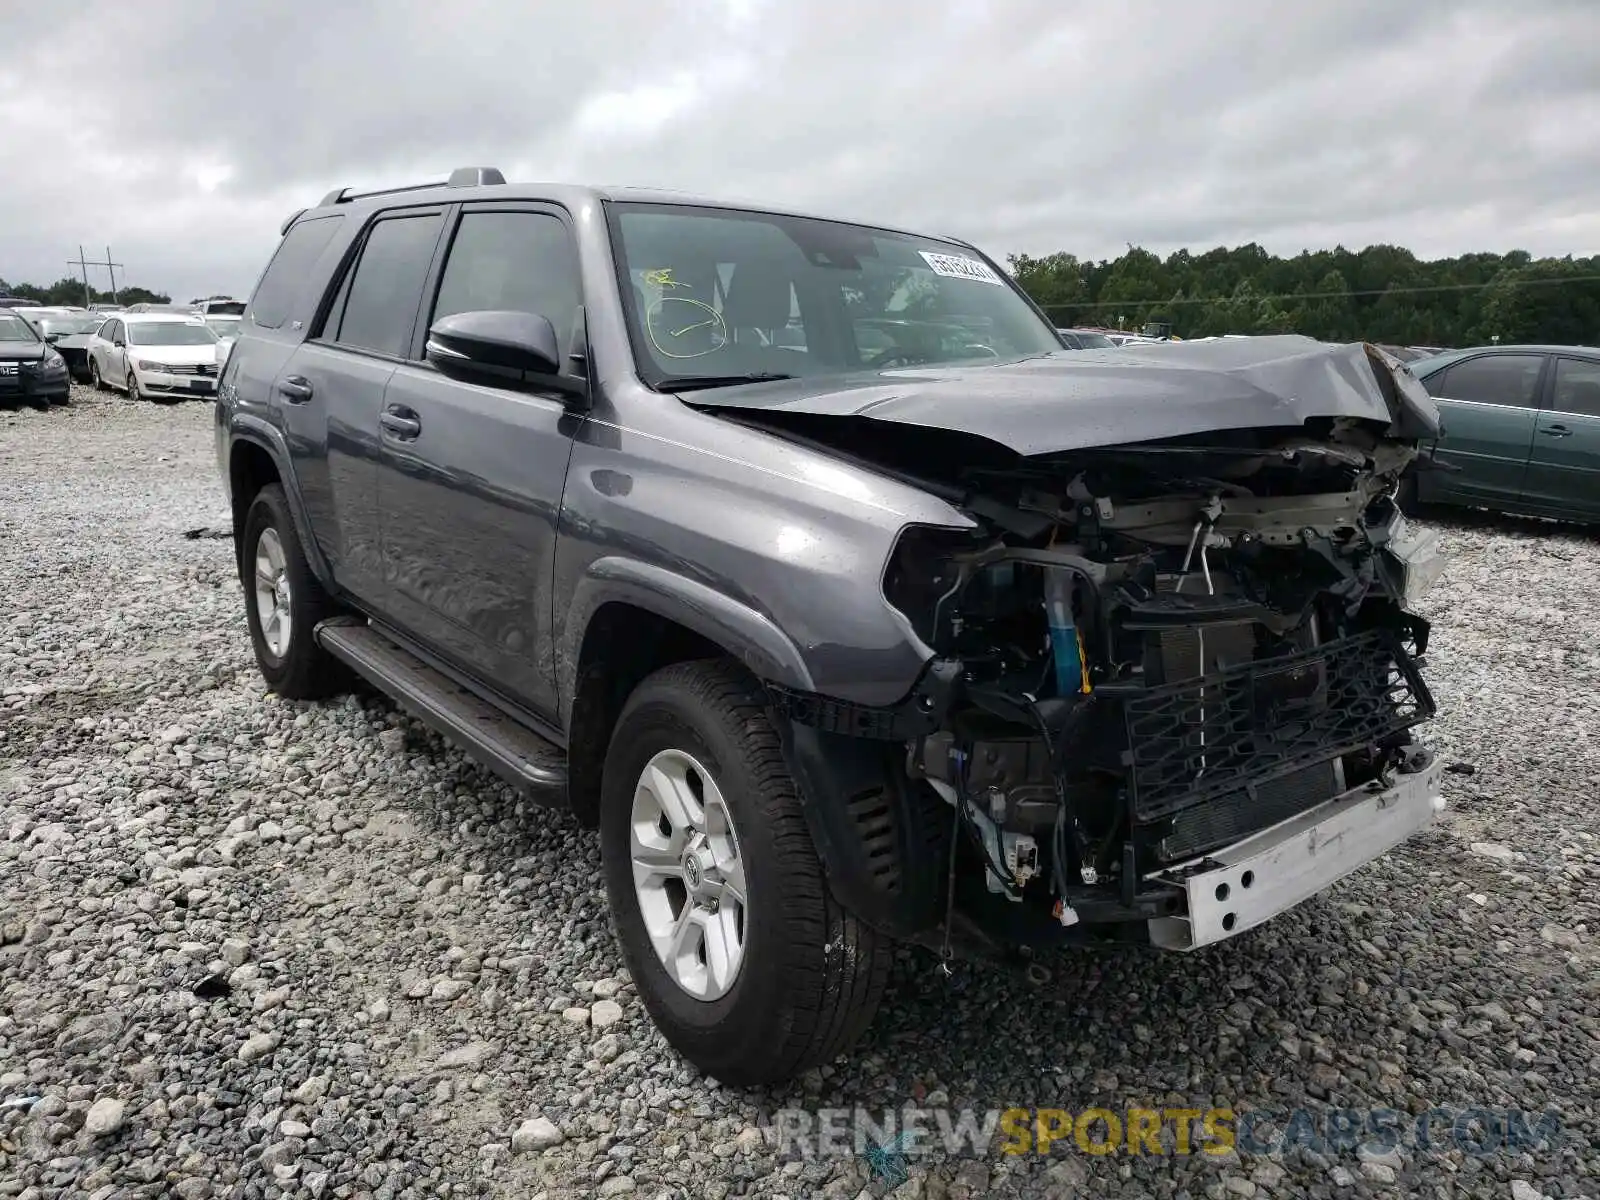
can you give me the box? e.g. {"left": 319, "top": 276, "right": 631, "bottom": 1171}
{"left": 241, "top": 484, "right": 348, "bottom": 699}
{"left": 600, "top": 659, "right": 891, "bottom": 1085}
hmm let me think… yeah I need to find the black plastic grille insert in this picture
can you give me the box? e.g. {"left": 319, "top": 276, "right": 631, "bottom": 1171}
{"left": 1122, "top": 629, "right": 1433, "bottom": 823}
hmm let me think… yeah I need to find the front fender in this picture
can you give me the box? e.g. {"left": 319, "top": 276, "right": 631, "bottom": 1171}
{"left": 558, "top": 556, "right": 814, "bottom": 725}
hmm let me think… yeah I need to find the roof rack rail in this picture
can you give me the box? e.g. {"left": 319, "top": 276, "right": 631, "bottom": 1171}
{"left": 448, "top": 167, "right": 505, "bottom": 187}
{"left": 316, "top": 167, "right": 506, "bottom": 210}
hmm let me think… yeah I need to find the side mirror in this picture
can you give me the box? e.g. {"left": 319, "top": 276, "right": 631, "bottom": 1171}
{"left": 426, "top": 310, "right": 562, "bottom": 377}
{"left": 44, "top": 332, "right": 60, "bottom": 343}
{"left": 114, "top": 337, "right": 125, "bottom": 347}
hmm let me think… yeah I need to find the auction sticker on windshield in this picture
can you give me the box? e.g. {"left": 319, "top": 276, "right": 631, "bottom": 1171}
{"left": 919, "top": 251, "right": 1005, "bottom": 286}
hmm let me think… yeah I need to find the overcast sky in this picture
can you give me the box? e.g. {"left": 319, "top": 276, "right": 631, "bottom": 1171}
{"left": 1, "top": 0, "right": 1596, "bottom": 303}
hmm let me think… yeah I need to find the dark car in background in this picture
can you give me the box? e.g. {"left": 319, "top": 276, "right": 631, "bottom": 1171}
{"left": 0, "top": 308, "right": 71, "bottom": 405}
{"left": 25, "top": 310, "right": 100, "bottom": 382}
{"left": 1406, "top": 344, "right": 1600, "bottom": 521}
{"left": 1055, "top": 327, "right": 1118, "bottom": 349}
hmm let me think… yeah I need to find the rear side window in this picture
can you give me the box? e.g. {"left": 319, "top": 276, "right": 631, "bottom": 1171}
{"left": 431, "top": 211, "right": 581, "bottom": 356}
{"left": 250, "top": 215, "right": 344, "bottom": 330}
{"left": 1552, "top": 358, "right": 1600, "bottom": 417}
{"left": 333, "top": 213, "right": 446, "bottom": 357}
{"left": 1429, "top": 354, "right": 1543, "bottom": 408}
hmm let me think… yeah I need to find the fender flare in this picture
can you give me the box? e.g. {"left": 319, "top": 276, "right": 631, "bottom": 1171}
{"left": 226, "top": 415, "right": 336, "bottom": 590}
{"left": 559, "top": 556, "right": 814, "bottom": 723}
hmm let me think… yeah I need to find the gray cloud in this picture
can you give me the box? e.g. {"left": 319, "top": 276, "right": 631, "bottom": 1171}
{"left": 1, "top": 0, "right": 1596, "bottom": 303}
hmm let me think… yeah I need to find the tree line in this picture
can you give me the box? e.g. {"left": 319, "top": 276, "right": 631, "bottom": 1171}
{"left": 1007, "top": 244, "right": 1600, "bottom": 348}
{"left": 0, "top": 275, "right": 170, "bottom": 308}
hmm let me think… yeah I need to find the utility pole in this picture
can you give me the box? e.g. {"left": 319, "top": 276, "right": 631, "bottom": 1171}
{"left": 67, "top": 246, "right": 124, "bottom": 306}
{"left": 67, "top": 246, "right": 94, "bottom": 306}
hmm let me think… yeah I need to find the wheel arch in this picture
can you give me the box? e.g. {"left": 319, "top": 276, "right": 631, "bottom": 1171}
{"left": 226, "top": 422, "right": 334, "bottom": 590}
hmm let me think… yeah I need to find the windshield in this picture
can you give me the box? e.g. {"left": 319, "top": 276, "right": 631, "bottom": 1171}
{"left": 607, "top": 203, "right": 1062, "bottom": 386}
{"left": 204, "top": 316, "right": 242, "bottom": 338}
{"left": 35, "top": 314, "right": 99, "bottom": 335}
{"left": 0, "top": 315, "right": 40, "bottom": 342}
{"left": 1070, "top": 331, "right": 1116, "bottom": 349}
{"left": 126, "top": 321, "right": 218, "bottom": 347}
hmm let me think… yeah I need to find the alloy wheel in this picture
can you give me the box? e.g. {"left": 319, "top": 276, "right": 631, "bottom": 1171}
{"left": 628, "top": 748, "right": 748, "bottom": 1001}
{"left": 253, "top": 527, "right": 292, "bottom": 659}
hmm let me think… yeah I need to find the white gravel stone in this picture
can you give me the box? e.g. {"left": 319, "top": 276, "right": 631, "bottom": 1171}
{"left": 83, "top": 1096, "right": 125, "bottom": 1137}
{"left": 590, "top": 998, "right": 624, "bottom": 1028}
{"left": 511, "top": 1116, "right": 565, "bottom": 1153}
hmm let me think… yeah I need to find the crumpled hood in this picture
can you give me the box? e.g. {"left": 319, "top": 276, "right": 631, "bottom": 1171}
{"left": 687, "top": 335, "right": 1441, "bottom": 457}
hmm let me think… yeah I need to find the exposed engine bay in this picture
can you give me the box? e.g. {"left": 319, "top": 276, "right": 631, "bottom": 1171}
{"left": 748, "top": 341, "right": 1450, "bottom": 952}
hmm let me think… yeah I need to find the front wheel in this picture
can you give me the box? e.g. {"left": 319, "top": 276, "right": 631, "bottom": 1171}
{"left": 240, "top": 484, "right": 348, "bottom": 699}
{"left": 600, "top": 660, "right": 892, "bottom": 1086}
{"left": 89, "top": 358, "right": 106, "bottom": 391}
{"left": 126, "top": 370, "right": 143, "bottom": 402}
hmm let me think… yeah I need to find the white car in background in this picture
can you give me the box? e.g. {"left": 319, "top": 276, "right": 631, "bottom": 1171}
{"left": 85, "top": 314, "right": 221, "bottom": 401}
{"left": 201, "top": 312, "right": 243, "bottom": 363}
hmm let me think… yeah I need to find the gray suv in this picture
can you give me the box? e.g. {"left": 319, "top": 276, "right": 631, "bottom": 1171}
{"left": 216, "top": 167, "right": 1449, "bottom": 1084}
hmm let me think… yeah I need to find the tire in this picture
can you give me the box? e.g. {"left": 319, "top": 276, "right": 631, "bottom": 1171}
{"left": 240, "top": 484, "right": 348, "bottom": 700}
{"left": 126, "top": 370, "right": 143, "bottom": 402}
{"left": 89, "top": 358, "right": 106, "bottom": 391}
{"left": 600, "top": 659, "right": 891, "bottom": 1085}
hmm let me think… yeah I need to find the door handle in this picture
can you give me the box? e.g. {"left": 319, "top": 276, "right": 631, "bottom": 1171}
{"left": 1541, "top": 424, "right": 1572, "bottom": 438}
{"left": 380, "top": 407, "right": 422, "bottom": 440}
{"left": 277, "top": 375, "right": 314, "bottom": 403}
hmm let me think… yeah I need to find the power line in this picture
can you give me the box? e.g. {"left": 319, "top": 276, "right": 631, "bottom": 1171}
{"left": 1037, "top": 272, "right": 1600, "bottom": 311}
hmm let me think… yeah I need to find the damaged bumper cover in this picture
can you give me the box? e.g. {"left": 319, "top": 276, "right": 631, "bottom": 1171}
{"left": 1148, "top": 746, "right": 1445, "bottom": 950}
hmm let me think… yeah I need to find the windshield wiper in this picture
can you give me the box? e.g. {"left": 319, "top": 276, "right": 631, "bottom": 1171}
{"left": 656, "top": 372, "right": 795, "bottom": 393}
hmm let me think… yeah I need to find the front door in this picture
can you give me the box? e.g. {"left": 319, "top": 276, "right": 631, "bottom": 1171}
{"left": 1418, "top": 352, "right": 1547, "bottom": 507}
{"left": 1521, "top": 356, "right": 1600, "bottom": 519}
{"left": 376, "top": 204, "right": 585, "bottom": 720}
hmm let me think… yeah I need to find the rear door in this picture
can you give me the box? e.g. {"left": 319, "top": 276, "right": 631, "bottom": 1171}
{"left": 277, "top": 207, "right": 449, "bottom": 608}
{"left": 1521, "top": 355, "right": 1600, "bottom": 519}
{"left": 1416, "top": 352, "right": 1547, "bottom": 506}
{"left": 375, "top": 203, "right": 585, "bottom": 719}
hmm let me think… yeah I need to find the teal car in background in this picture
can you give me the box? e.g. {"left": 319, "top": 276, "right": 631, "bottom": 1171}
{"left": 1406, "top": 345, "right": 1600, "bottom": 521}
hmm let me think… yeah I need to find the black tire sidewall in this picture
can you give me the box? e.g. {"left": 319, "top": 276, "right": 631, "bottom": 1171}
{"left": 241, "top": 486, "right": 319, "bottom": 692}
{"left": 600, "top": 679, "right": 815, "bottom": 1071}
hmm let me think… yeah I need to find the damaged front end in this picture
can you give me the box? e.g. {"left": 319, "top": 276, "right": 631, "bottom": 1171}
{"left": 765, "top": 344, "right": 1449, "bottom": 954}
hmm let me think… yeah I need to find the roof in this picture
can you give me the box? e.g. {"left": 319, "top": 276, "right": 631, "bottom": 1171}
{"left": 120, "top": 312, "right": 207, "bottom": 324}
{"left": 1438, "top": 343, "right": 1600, "bottom": 356}
{"left": 295, "top": 170, "right": 968, "bottom": 248}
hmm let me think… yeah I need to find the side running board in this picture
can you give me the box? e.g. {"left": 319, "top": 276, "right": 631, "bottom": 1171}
{"left": 315, "top": 618, "right": 568, "bottom": 804}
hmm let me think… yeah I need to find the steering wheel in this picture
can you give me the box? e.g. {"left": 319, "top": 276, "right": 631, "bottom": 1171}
{"left": 867, "top": 347, "right": 932, "bottom": 369}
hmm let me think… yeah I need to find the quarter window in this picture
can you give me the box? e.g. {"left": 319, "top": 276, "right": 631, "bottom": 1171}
{"left": 251, "top": 214, "right": 344, "bottom": 331}
{"left": 333, "top": 212, "right": 446, "bottom": 357}
{"left": 1551, "top": 358, "right": 1600, "bottom": 418}
{"left": 431, "top": 211, "right": 581, "bottom": 365}
{"left": 1430, "top": 354, "right": 1543, "bottom": 408}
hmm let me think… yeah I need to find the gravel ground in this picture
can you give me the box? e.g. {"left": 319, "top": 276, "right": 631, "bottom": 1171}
{"left": 1, "top": 386, "right": 1597, "bottom": 1200}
